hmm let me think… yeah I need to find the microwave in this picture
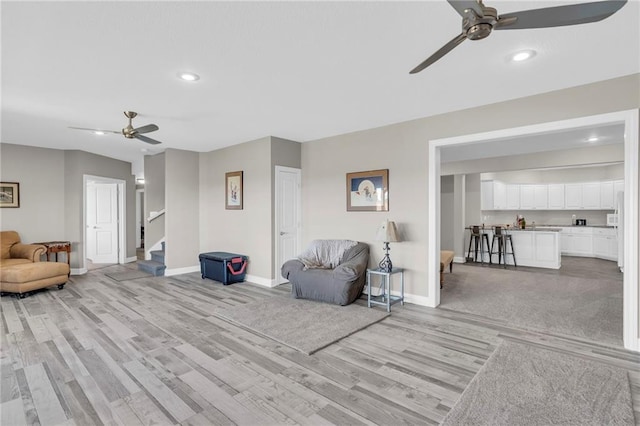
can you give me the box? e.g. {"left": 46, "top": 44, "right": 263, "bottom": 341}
{"left": 575, "top": 219, "right": 587, "bottom": 226}
{"left": 607, "top": 214, "right": 618, "bottom": 226}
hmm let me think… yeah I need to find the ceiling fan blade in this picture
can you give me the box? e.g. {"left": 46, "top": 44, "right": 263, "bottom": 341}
{"left": 134, "top": 134, "right": 162, "bottom": 145}
{"left": 133, "top": 124, "right": 159, "bottom": 134}
{"left": 410, "top": 33, "right": 467, "bottom": 74}
{"left": 447, "top": 0, "right": 484, "bottom": 18}
{"left": 68, "top": 126, "right": 120, "bottom": 134}
{"left": 495, "top": 0, "right": 627, "bottom": 30}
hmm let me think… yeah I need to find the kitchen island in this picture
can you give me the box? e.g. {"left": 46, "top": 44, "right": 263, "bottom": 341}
{"left": 470, "top": 227, "right": 562, "bottom": 269}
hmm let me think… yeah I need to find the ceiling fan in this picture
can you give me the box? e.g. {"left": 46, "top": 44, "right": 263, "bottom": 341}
{"left": 70, "top": 111, "right": 162, "bottom": 145}
{"left": 410, "top": 0, "right": 627, "bottom": 73}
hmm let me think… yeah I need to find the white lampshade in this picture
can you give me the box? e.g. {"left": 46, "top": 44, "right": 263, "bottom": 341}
{"left": 375, "top": 219, "right": 400, "bottom": 242}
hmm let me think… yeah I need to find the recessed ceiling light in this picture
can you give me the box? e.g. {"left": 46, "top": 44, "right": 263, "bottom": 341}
{"left": 587, "top": 136, "right": 599, "bottom": 142}
{"left": 509, "top": 50, "right": 536, "bottom": 62}
{"left": 178, "top": 72, "right": 200, "bottom": 82}
{"left": 93, "top": 130, "right": 105, "bottom": 135}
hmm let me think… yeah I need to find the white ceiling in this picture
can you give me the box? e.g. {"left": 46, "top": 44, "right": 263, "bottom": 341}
{"left": 440, "top": 122, "right": 625, "bottom": 162}
{"left": 2, "top": 1, "right": 639, "bottom": 172}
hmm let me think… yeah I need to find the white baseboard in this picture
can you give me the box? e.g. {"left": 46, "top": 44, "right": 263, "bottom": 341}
{"left": 389, "top": 290, "right": 431, "bottom": 307}
{"left": 125, "top": 256, "right": 137, "bottom": 263}
{"left": 246, "top": 274, "right": 279, "bottom": 288}
{"left": 71, "top": 268, "right": 87, "bottom": 276}
{"left": 453, "top": 256, "right": 465, "bottom": 264}
{"left": 165, "top": 265, "right": 200, "bottom": 277}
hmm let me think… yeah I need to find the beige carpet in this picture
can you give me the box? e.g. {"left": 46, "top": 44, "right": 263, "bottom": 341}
{"left": 214, "top": 297, "right": 390, "bottom": 354}
{"left": 440, "top": 257, "right": 623, "bottom": 346}
{"left": 442, "top": 340, "right": 635, "bottom": 426}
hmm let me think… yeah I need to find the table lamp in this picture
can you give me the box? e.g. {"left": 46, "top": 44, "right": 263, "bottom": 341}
{"left": 375, "top": 219, "right": 400, "bottom": 272}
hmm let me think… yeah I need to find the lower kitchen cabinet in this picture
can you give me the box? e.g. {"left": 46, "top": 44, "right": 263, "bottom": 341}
{"left": 560, "top": 227, "right": 617, "bottom": 261}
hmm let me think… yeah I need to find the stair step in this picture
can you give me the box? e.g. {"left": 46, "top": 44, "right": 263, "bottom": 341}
{"left": 150, "top": 250, "right": 165, "bottom": 264}
{"left": 137, "top": 260, "right": 166, "bottom": 277}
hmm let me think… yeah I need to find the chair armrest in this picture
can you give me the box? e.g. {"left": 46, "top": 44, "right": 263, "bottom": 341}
{"left": 333, "top": 249, "right": 368, "bottom": 280}
{"left": 10, "top": 244, "right": 47, "bottom": 262}
{"left": 281, "top": 259, "right": 304, "bottom": 279}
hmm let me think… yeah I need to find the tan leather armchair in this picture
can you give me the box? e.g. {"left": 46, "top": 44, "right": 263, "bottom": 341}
{"left": 1, "top": 231, "right": 46, "bottom": 266}
{"left": 1, "top": 231, "right": 69, "bottom": 298}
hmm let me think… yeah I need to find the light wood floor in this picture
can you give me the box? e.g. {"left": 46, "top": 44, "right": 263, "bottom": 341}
{"left": 1, "top": 265, "right": 639, "bottom": 425}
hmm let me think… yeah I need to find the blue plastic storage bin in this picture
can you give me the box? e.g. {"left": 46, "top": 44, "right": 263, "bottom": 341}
{"left": 199, "top": 252, "right": 248, "bottom": 285}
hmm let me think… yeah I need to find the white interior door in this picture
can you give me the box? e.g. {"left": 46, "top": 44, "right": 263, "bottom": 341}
{"left": 87, "top": 183, "right": 119, "bottom": 263}
{"left": 275, "top": 166, "right": 301, "bottom": 284}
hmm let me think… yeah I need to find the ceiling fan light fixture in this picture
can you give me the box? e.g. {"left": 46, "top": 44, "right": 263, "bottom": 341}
{"left": 510, "top": 49, "right": 536, "bottom": 62}
{"left": 93, "top": 130, "right": 105, "bottom": 135}
{"left": 178, "top": 72, "right": 200, "bottom": 82}
{"left": 587, "top": 136, "right": 599, "bottom": 142}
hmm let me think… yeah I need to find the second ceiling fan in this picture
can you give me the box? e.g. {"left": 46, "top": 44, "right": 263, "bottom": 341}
{"left": 410, "top": 0, "right": 627, "bottom": 73}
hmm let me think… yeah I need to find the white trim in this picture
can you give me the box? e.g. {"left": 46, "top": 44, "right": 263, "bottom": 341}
{"left": 623, "top": 109, "right": 639, "bottom": 352}
{"left": 165, "top": 265, "right": 200, "bottom": 277}
{"left": 274, "top": 166, "right": 302, "bottom": 286}
{"left": 70, "top": 268, "right": 87, "bottom": 276}
{"left": 136, "top": 188, "right": 144, "bottom": 248}
{"left": 246, "top": 274, "right": 279, "bottom": 288}
{"left": 429, "top": 110, "right": 639, "bottom": 352}
{"left": 453, "top": 256, "right": 465, "bottom": 264}
{"left": 388, "top": 290, "right": 430, "bottom": 307}
{"left": 125, "top": 256, "right": 137, "bottom": 263}
{"left": 82, "top": 175, "right": 127, "bottom": 271}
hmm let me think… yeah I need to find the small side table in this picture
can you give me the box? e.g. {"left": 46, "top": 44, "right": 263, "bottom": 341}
{"left": 34, "top": 241, "right": 71, "bottom": 276}
{"left": 366, "top": 268, "right": 404, "bottom": 312}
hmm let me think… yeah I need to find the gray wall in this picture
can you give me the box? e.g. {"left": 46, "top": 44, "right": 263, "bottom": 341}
{"left": 165, "top": 149, "right": 199, "bottom": 269}
{"left": 440, "top": 176, "right": 454, "bottom": 250}
{"left": 0, "top": 144, "right": 136, "bottom": 270}
{"left": 0, "top": 144, "right": 65, "bottom": 242}
{"left": 301, "top": 73, "right": 639, "bottom": 301}
{"left": 144, "top": 152, "right": 166, "bottom": 252}
{"left": 64, "top": 150, "right": 136, "bottom": 269}
{"left": 199, "top": 137, "right": 273, "bottom": 279}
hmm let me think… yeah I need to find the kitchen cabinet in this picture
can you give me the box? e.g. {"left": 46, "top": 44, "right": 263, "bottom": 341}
{"left": 493, "top": 181, "right": 506, "bottom": 209}
{"left": 592, "top": 228, "right": 617, "bottom": 261}
{"left": 520, "top": 184, "right": 547, "bottom": 209}
{"left": 560, "top": 227, "right": 593, "bottom": 256}
{"left": 547, "top": 184, "right": 565, "bottom": 209}
{"left": 600, "top": 181, "right": 615, "bottom": 209}
{"left": 564, "top": 184, "right": 582, "bottom": 209}
{"left": 614, "top": 180, "right": 624, "bottom": 197}
{"left": 505, "top": 184, "right": 520, "bottom": 209}
{"left": 481, "top": 181, "right": 494, "bottom": 210}
{"left": 582, "top": 183, "right": 600, "bottom": 209}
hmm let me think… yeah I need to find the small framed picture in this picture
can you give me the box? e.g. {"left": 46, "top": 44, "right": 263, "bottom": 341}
{"left": 0, "top": 182, "right": 20, "bottom": 208}
{"left": 225, "top": 171, "right": 243, "bottom": 210}
{"left": 346, "top": 169, "right": 388, "bottom": 211}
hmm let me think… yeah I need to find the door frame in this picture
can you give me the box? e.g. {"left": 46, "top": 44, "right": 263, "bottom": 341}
{"left": 83, "top": 175, "right": 126, "bottom": 268}
{"left": 427, "top": 109, "right": 639, "bottom": 352}
{"left": 136, "top": 188, "right": 144, "bottom": 248}
{"left": 274, "top": 166, "right": 302, "bottom": 285}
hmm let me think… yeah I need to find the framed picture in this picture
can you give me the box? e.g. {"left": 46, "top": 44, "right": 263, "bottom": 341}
{"left": 346, "top": 169, "right": 388, "bottom": 211}
{"left": 0, "top": 182, "right": 19, "bottom": 208}
{"left": 225, "top": 171, "right": 243, "bottom": 210}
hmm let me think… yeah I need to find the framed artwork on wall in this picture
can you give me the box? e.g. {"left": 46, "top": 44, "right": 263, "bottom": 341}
{"left": 225, "top": 171, "right": 243, "bottom": 210}
{"left": 0, "top": 182, "right": 20, "bottom": 208}
{"left": 346, "top": 169, "right": 388, "bottom": 211}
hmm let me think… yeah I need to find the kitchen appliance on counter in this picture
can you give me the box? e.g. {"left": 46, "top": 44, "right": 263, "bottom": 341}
{"left": 575, "top": 219, "right": 587, "bottom": 226}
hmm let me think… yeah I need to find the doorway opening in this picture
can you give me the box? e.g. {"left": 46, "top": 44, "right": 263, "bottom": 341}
{"left": 83, "top": 175, "right": 126, "bottom": 271}
{"left": 428, "top": 110, "right": 639, "bottom": 352}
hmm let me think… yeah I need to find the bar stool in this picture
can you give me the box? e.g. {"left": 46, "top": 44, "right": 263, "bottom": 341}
{"left": 490, "top": 226, "right": 517, "bottom": 268}
{"left": 467, "top": 225, "right": 491, "bottom": 265}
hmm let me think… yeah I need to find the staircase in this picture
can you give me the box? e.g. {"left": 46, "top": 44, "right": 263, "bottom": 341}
{"left": 137, "top": 241, "right": 166, "bottom": 276}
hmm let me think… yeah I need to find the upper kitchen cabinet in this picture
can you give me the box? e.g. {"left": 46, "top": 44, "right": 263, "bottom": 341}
{"left": 565, "top": 182, "right": 603, "bottom": 209}
{"left": 505, "top": 184, "right": 520, "bottom": 210}
{"left": 600, "top": 181, "right": 615, "bottom": 209}
{"left": 481, "top": 180, "right": 494, "bottom": 210}
{"left": 520, "top": 184, "right": 548, "bottom": 210}
{"left": 547, "top": 184, "right": 565, "bottom": 210}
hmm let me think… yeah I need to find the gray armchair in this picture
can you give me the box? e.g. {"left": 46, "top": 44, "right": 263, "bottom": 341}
{"left": 281, "top": 241, "right": 370, "bottom": 305}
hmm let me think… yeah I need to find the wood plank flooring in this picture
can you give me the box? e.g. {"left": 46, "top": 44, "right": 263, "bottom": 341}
{"left": 1, "top": 264, "right": 639, "bottom": 425}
